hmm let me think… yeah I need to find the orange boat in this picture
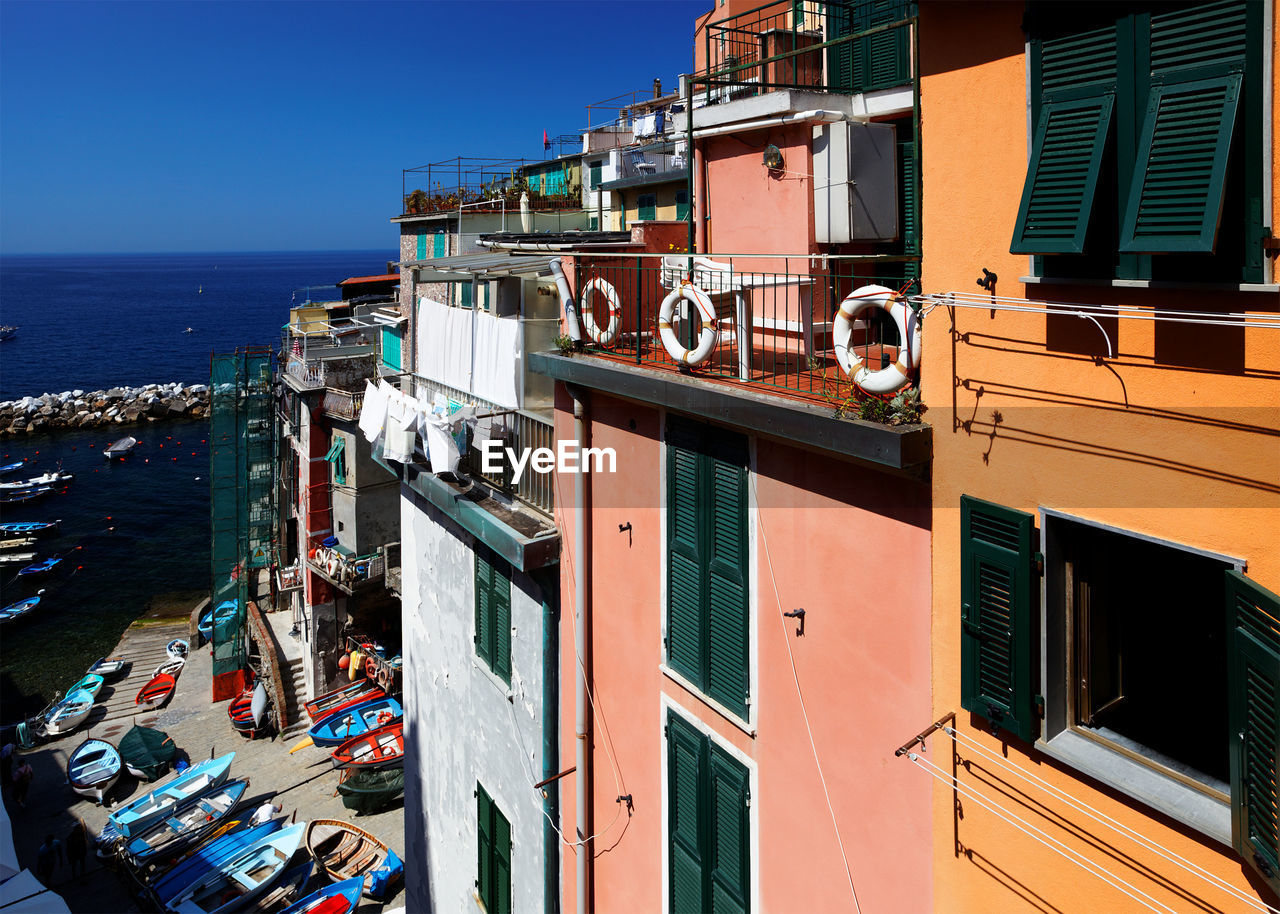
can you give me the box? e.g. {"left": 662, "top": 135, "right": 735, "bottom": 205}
{"left": 330, "top": 721, "right": 404, "bottom": 770}
{"left": 135, "top": 673, "right": 176, "bottom": 711}
{"left": 303, "top": 679, "right": 382, "bottom": 722}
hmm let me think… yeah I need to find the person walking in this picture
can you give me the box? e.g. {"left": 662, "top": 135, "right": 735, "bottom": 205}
{"left": 66, "top": 820, "right": 87, "bottom": 882}
{"left": 11, "top": 760, "right": 33, "bottom": 808}
{"left": 35, "top": 834, "right": 62, "bottom": 885}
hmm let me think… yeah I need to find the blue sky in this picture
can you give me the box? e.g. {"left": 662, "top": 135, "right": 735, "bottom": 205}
{"left": 0, "top": 0, "right": 708, "bottom": 254}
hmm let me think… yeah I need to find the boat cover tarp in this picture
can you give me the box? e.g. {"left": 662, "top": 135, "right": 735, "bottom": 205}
{"left": 118, "top": 725, "right": 177, "bottom": 781}
{"left": 0, "top": 869, "right": 72, "bottom": 913}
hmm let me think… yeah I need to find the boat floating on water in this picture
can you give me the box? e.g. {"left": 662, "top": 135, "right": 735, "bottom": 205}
{"left": 104, "top": 436, "right": 139, "bottom": 459}
{"left": 0, "top": 459, "right": 30, "bottom": 475}
{"left": 0, "top": 595, "right": 41, "bottom": 626}
{"left": 0, "top": 469, "right": 73, "bottom": 490}
{"left": 67, "top": 737, "right": 122, "bottom": 805}
{"left": 0, "top": 520, "right": 60, "bottom": 537}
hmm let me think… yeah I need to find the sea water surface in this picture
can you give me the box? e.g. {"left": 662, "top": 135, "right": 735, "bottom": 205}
{"left": 0, "top": 251, "right": 394, "bottom": 721}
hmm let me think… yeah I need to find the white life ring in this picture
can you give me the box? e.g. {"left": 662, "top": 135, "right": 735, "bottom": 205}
{"left": 658, "top": 284, "right": 718, "bottom": 366}
{"left": 581, "top": 277, "right": 622, "bottom": 346}
{"left": 833, "top": 284, "right": 921, "bottom": 394}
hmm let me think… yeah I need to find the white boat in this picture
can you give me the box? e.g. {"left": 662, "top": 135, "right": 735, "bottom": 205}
{"left": 109, "top": 751, "right": 235, "bottom": 838}
{"left": 104, "top": 436, "right": 138, "bottom": 459}
{"left": 153, "top": 657, "right": 186, "bottom": 679}
{"left": 0, "top": 551, "right": 37, "bottom": 565}
{"left": 163, "top": 821, "right": 306, "bottom": 914}
{"left": 0, "top": 470, "right": 73, "bottom": 490}
{"left": 67, "top": 738, "right": 122, "bottom": 804}
{"left": 167, "top": 639, "right": 189, "bottom": 660}
{"left": 88, "top": 656, "right": 129, "bottom": 679}
{"left": 44, "top": 689, "right": 95, "bottom": 736}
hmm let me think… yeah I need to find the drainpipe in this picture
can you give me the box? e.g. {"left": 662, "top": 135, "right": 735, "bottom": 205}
{"left": 549, "top": 258, "right": 582, "bottom": 342}
{"left": 534, "top": 566, "right": 561, "bottom": 914}
{"left": 567, "top": 383, "right": 592, "bottom": 914}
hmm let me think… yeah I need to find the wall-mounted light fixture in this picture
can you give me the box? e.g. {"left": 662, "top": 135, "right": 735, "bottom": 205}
{"left": 763, "top": 144, "right": 784, "bottom": 171}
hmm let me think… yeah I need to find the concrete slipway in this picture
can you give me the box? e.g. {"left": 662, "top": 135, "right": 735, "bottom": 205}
{"left": 2, "top": 609, "right": 405, "bottom": 913}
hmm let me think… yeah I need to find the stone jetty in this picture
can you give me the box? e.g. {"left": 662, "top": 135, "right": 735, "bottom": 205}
{"left": 0, "top": 383, "right": 210, "bottom": 436}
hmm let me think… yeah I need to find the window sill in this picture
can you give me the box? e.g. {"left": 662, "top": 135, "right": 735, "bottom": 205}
{"left": 472, "top": 657, "right": 514, "bottom": 702}
{"left": 1020, "top": 275, "right": 1279, "bottom": 294}
{"left": 1036, "top": 729, "right": 1230, "bottom": 847}
{"left": 660, "top": 664, "right": 756, "bottom": 738}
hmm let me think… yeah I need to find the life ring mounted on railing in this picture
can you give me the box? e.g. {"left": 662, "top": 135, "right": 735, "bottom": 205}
{"left": 833, "top": 284, "right": 922, "bottom": 394}
{"left": 580, "top": 277, "right": 622, "bottom": 346}
{"left": 658, "top": 283, "right": 718, "bottom": 366}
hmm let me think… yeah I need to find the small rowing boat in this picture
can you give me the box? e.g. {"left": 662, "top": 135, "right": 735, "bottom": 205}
{"left": 228, "top": 682, "right": 270, "bottom": 737}
{"left": 17, "top": 554, "right": 64, "bottom": 576}
{"left": 254, "top": 858, "right": 315, "bottom": 912}
{"left": 136, "top": 672, "right": 177, "bottom": 711}
{"left": 148, "top": 818, "right": 283, "bottom": 907}
{"left": 0, "top": 520, "right": 60, "bottom": 536}
{"left": 1, "top": 486, "right": 55, "bottom": 505}
{"left": 108, "top": 751, "right": 235, "bottom": 838}
{"left": 44, "top": 688, "right": 95, "bottom": 736}
{"left": 198, "top": 599, "right": 239, "bottom": 638}
{"left": 122, "top": 778, "right": 248, "bottom": 866}
{"left": 307, "top": 696, "right": 402, "bottom": 748}
{"left": 0, "top": 595, "right": 40, "bottom": 626}
{"left": 0, "top": 536, "right": 37, "bottom": 551}
{"left": 331, "top": 720, "right": 404, "bottom": 770}
{"left": 68, "top": 672, "right": 105, "bottom": 700}
{"left": 153, "top": 657, "right": 186, "bottom": 679}
{"left": 0, "top": 470, "right": 72, "bottom": 490}
{"left": 162, "top": 821, "right": 306, "bottom": 914}
{"left": 104, "top": 436, "right": 139, "bottom": 459}
{"left": 88, "top": 656, "right": 129, "bottom": 679}
{"left": 336, "top": 766, "right": 405, "bottom": 816}
{"left": 306, "top": 818, "right": 404, "bottom": 901}
{"left": 0, "top": 460, "right": 29, "bottom": 475}
{"left": 303, "top": 679, "right": 384, "bottom": 722}
{"left": 0, "top": 551, "right": 36, "bottom": 565}
{"left": 118, "top": 724, "right": 177, "bottom": 781}
{"left": 67, "top": 738, "right": 122, "bottom": 804}
{"left": 167, "top": 639, "right": 189, "bottom": 660}
{"left": 278, "top": 876, "right": 364, "bottom": 914}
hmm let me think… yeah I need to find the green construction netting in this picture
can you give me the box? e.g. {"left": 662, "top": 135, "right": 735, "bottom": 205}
{"left": 209, "top": 347, "right": 274, "bottom": 691}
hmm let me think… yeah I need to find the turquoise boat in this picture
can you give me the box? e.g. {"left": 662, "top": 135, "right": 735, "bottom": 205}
{"left": 68, "top": 673, "right": 105, "bottom": 700}
{"left": 148, "top": 818, "right": 285, "bottom": 907}
{"left": 161, "top": 821, "right": 306, "bottom": 914}
{"left": 308, "top": 696, "right": 402, "bottom": 747}
{"left": 108, "top": 751, "right": 235, "bottom": 838}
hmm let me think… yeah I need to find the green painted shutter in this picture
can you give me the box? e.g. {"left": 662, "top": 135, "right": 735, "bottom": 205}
{"left": 416, "top": 234, "right": 427, "bottom": 261}
{"left": 1119, "top": 71, "right": 1242, "bottom": 253}
{"left": 676, "top": 190, "right": 690, "bottom": 221}
{"left": 709, "top": 744, "right": 750, "bottom": 914}
{"left": 1150, "top": 0, "right": 1247, "bottom": 74}
{"left": 638, "top": 194, "right": 657, "bottom": 221}
{"left": 959, "top": 495, "right": 1038, "bottom": 743}
{"left": 475, "top": 551, "right": 493, "bottom": 667}
{"left": 381, "top": 325, "right": 401, "bottom": 371}
{"left": 706, "top": 447, "right": 749, "bottom": 718}
{"left": 492, "top": 800, "right": 512, "bottom": 914}
{"left": 493, "top": 559, "right": 512, "bottom": 683}
{"left": 826, "top": 4, "right": 854, "bottom": 91}
{"left": 589, "top": 161, "right": 602, "bottom": 190}
{"left": 668, "top": 712, "right": 706, "bottom": 914}
{"left": 1011, "top": 95, "right": 1115, "bottom": 254}
{"left": 462, "top": 281, "right": 474, "bottom": 309}
{"left": 852, "top": 0, "right": 912, "bottom": 92}
{"left": 324, "top": 437, "right": 346, "bottom": 486}
{"left": 433, "top": 233, "right": 446, "bottom": 257}
{"left": 477, "top": 784, "right": 493, "bottom": 904}
{"left": 900, "top": 138, "right": 919, "bottom": 272}
{"left": 1227, "top": 571, "right": 1280, "bottom": 897}
{"left": 667, "top": 438, "right": 705, "bottom": 685}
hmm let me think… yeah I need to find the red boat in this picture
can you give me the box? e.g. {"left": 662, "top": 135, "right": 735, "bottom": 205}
{"left": 135, "top": 673, "right": 176, "bottom": 711}
{"left": 303, "top": 679, "right": 383, "bottom": 722}
{"left": 330, "top": 721, "right": 404, "bottom": 769}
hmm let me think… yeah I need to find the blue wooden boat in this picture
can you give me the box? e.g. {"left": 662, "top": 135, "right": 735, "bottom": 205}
{"left": 198, "top": 599, "right": 238, "bottom": 638}
{"left": 67, "top": 737, "right": 122, "bottom": 804}
{"left": 308, "top": 696, "right": 402, "bottom": 747}
{"left": 148, "top": 818, "right": 285, "bottom": 905}
{"left": 108, "top": 751, "right": 235, "bottom": 838}
{"left": 68, "top": 673, "right": 105, "bottom": 700}
{"left": 1, "top": 485, "right": 54, "bottom": 504}
{"left": 254, "top": 859, "right": 315, "bottom": 912}
{"left": 88, "top": 656, "right": 129, "bottom": 679}
{"left": 161, "top": 821, "right": 306, "bottom": 913}
{"left": 0, "top": 460, "right": 29, "bottom": 476}
{"left": 18, "top": 555, "right": 63, "bottom": 576}
{"left": 123, "top": 778, "right": 248, "bottom": 866}
{"left": 0, "top": 520, "right": 59, "bottom": 536}
{"left": 279, "top": 876, "right": 364, "bottom": 914}
{"left": 0, "top": 595, "right": 40, "bottom": 625}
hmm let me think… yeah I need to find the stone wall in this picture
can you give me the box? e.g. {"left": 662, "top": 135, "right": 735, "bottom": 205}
{"left": 0, "top": 383, "right": 210, "bottom": 436}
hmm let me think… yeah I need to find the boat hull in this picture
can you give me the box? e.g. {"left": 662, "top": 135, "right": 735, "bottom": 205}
{"left": 305, "top": 818, "right": 404, "bottom": 900}
{"left": 303, "top": 680, "right": 383, "bottom": 722}
{"left": 109, "top": 751, "right": 234, "bottom": 838}
{"left": 330, "top": 721, "right": 404, "bottom": 770}
{"left": 68, "top": 738, "right": 122, "bottom": 805}
{"left": 136, "top": 672, "right": 177, "bottom": 711}
{"left": 308, "top": 697, "right": 402, "bottom": 747}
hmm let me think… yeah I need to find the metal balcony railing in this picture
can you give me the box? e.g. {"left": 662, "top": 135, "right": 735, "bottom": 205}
{"left": 410, "top": 374, "right": 556, "bottom": 517}
{"left": 309, "top": 542, "right": 386, "bottom": 591}
{"left": 568, "top": 253, "right": 920, "bottom": 407}
{"left": 401, "top": 156, "right": 584, "bottom": 217}
{"left": 322, "top": 388, "right": 364, "bottom": 421}
{"left": 697, "top": 0, "right": 916, "bottom": 102}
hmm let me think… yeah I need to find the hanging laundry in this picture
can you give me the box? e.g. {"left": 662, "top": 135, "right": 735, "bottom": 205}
{"left": 358, "top": 380, "right": 388, "bottom": 443}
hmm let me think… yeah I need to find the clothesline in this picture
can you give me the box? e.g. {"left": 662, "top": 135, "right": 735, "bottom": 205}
{"left": 358, "top": 379, "right": 509, "bottom": 475}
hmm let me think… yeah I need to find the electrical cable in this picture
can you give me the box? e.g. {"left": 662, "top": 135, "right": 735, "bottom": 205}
{"left": 911, "top": 291, "right": 1280, "bottom": 331}
{"left": 944, "top": 727, "right": 1280, "bottom": 914}
{"left": 907, "top": 753, "right": 1181, "bottom": 914}
{"left": 753, "top": 477, "right": 864, "bottom": 914}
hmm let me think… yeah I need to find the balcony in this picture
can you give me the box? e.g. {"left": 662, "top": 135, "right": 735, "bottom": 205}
{"left": 534, "top": 253, "right": 930, "bottom": 472}
{"left": 282, "top": 320, "right": 378, "bottom": 393}
{"left": 308, "top": 540, "right": 391, "bottom": 595}
{"left": 321, "top": 388, "right": 363, "bottom": 421}
{"left": 695, "top": 0, "right": 915, "bottom": 102}
{"left": 400, "top": 156, "right": 583, "bottom": 218}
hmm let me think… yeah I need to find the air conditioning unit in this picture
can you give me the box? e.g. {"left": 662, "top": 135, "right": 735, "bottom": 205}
{"left": 812, "top": 122, "right": 899, "bottom": 243}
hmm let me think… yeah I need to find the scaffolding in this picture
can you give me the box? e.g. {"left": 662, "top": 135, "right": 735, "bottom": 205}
{"left": 209, "top": 346, "right": 274, "bottom": 701}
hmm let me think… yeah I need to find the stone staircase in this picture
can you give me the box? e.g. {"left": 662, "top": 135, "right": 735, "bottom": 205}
{"left": 280, "top": 656, "right": 309, "bottom": 741}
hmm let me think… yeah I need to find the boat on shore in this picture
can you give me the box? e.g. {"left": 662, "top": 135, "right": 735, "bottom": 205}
{"left": 136, "top": 672, "right": 177, "bottom": 711}
{"left": 307, "top": 696, "right": 402, "bottom": 747}
{"left": 161, "top": 820, "right": 306, "bottom": 914}
{"left": 167, "top": 639, "right": 189, "bottom": 660}
{"left": 67, "top": 738, "right": 122, "bottom": 804}
{"left": 104, "top": 436, "right": 138, "bottom": 459}
{"left": 147, "top": 818, "right": 284, "bottom": 907}
{"left": 153, "top": 657, "right": 186, "bottom": 679}
{"left": 44, "top": 688, "right": 96, "bottom": 736}
{"left": 122, "top": 778, "right": 248, "bottom": 866}
{"left": 88, "top": 656, "right": 129, "bottom": 679}
{"left": 118, "top": 724, "right": 178, "bottom": 781}
{"left": 306, "top": 818, "right": 403, "bottom": 900}
{"left": 108, "top": 751, "right": 235, "bottom": 838}
{"left": 331, "top": 720, "right": 404, "bottom": 770}
{"left": 303, "top": 679, "right": 384, "bottom": 722}
{"left": 278, "top": 876, "right": 364, "bottom": 914}
{"left": 336, "top": 767, "right": 404, "bottom": 816}
{"left": 67, "top": 672, "right": 105, "bottom": 700}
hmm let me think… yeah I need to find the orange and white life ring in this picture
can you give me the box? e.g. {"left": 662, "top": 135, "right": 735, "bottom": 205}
{"left": 365, "top": 656, "right": 378, "bottom": 680}
{"left": 833, "top": 284, "right": 922, "bottom": 394}
{"left": 377, "top": 666, "right": 391, "bottom": 690}
{"left": 581, "top": 277, "right": 622, "bottom": 346}
{"left": 658, "top": 283, "right": 718, "bottom": 365}
{"left": 376, "top": 709, "right": 393, "bottom": 727}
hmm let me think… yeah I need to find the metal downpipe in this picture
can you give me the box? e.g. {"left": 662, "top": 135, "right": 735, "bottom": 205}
{"left": 568, "top": 383, "right": 591, "bottom": 914}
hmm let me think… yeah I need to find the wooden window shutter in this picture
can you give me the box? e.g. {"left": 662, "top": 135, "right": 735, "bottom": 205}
{"left": 475, "top": 551, "right": 493, "bottom": 667}
{"left": 960, "top": 495, "right": 1038, "bottom": 742}
{"left": 706, "top": 445, "right": 749, "bottom": 718}
{"left": 493, "top": 559, "right": 512, "bottom": 683}
{"left": 493, "top": 799, "right": 513, "bottom": 914}
{"left": 433, "top": 233, "right": 446, "bottom": 258}
{"left": 1010, "top": 94, "right": 1115, "bottom": 254}
{"left": 709, "top": 744, "right": 750, "bottom": 914}
{"left": 477, "top": 783, "right": 493, "bottom": 903}
{"left": 668, "top": 712, "right": 705, "bottom": 914}
{"left": 667, "top": 434, "right": 705, "bottom": 686}
{"left": 416, "top": 234, "right": 427, "bottom": 261}
{"left": 1119, "top": 70, "right": 1242, "bottom": 253}
{"left": 1227, "top": 570, "right": 1280, "bottom": 898}
{"left": 851, "top": 0, "right": 912, "bottom": 93}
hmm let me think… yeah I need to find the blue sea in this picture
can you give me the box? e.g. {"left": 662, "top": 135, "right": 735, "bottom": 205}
{"left": 0, "top": 250, "right": 395, "bottom": 722}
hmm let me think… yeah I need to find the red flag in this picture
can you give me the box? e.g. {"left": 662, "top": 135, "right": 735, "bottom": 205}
{"left": 543, "top": 130, "right": 550, "bottom": 151}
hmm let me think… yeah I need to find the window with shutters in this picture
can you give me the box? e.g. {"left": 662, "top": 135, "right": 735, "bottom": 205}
{"left": 476, "top": 782, "right": 512, "bottom": 914}
{"left": 1014, "top": 0, "right": 1265, "bottom": 284}
{"left": 475, "top": 545, "right": 512, "bottom": 684}
{"left": 433, "top": 233, "right": 446, "bottom": 258}
{"left": 416, "top": 234, "right": 427, "bottom": 261}
{"left": 588, "top": 160, "right": 602, "bottom": 190}
{"left": 666, "top": 418, "right": 750, "bottom": 721}
{"left": 961, "top": 496, "right": 1280, "bottom": 886}
{"left": 675, "top": 190, "right": 690, "bottom": 222}
{"left": 638, "top": 194, "right": 657, "bottom": 222}
{"left": 667, "top": 709, "right": 751, "bottom": 914}
{"left": 324, "top": 435, "right": 346, "bottom": 486}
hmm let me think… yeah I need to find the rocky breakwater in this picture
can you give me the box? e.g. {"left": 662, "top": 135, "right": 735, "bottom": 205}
{"left": 0, "top": 383, "right": 211, "bottom": 436}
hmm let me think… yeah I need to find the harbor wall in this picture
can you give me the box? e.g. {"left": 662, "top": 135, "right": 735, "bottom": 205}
{"left": 0, "top": 383, "right": 210, "bottom": 436}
